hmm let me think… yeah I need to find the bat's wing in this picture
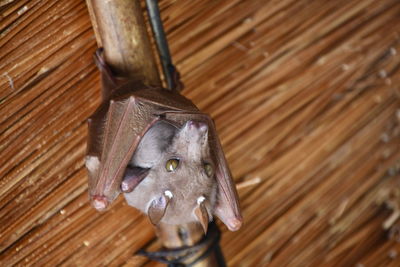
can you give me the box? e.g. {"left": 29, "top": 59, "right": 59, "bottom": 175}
{"left": 206, "top": 117, "right": 242, "bottom": 231}
{"left": 86, "top": 86, "right": 198, "bottom": 211}
{"left": 164, "top": 112, "right": 242, "bottom": 231}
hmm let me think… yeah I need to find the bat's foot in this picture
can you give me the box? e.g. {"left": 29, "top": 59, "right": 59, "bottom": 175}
{"left": 168, "top": 63, "right": 184, "bottom": 92}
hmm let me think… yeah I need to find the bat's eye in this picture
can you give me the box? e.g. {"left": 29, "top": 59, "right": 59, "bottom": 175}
{"left": 166, "top": 159, "right": 179, "bottom": 172}
{"left": 204, "top": 163, "right": 213, "bottom": 177}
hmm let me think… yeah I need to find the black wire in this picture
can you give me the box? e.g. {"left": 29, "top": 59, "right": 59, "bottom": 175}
{"left": 145, "top": 0, "right": 176, "bottom": 90}
{"left": 138, "top": 222, "right": 226, "bottom": 266}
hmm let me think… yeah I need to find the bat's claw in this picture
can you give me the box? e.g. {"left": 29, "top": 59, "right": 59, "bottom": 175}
{"left": 91, "top": 195, "right": 109, "bottom": 211}
{"left": 226, "top": 217, "right": 242, "bottom": 231}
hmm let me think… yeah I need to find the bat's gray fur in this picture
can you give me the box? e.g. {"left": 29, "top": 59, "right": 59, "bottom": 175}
{"left": 131, "top": 121, "right": 177, "bottom": 168}
{"left": 123, "top": 120, "right": 217, "bottom": 225}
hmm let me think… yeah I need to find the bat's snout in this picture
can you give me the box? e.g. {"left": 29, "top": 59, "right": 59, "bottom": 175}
{"left": 185, "top": 120, "right": 208, "bottom": 133}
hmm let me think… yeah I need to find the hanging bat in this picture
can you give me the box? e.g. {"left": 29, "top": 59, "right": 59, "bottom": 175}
{"left": 85, "top": 49, "right": 242, "bottom": 232}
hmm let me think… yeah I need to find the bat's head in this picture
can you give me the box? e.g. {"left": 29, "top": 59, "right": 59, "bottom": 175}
{"left": 123, "top": 120, "right": 217, "bottom": 233}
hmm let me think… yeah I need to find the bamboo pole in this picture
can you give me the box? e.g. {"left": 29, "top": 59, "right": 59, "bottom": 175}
{"left": 85, "top": 0, "right": 221, "bottom": 265}
{"left": 86, "top": 0, "right": 160, "bottom": 85}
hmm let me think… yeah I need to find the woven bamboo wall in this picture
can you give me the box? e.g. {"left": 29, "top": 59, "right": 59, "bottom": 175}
{"left": 1, "top": 0, "right": 400, "bottom": 266}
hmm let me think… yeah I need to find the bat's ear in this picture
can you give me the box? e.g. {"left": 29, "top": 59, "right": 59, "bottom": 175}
{"left": 121, "top": 166, "right": 150, "bottom": 193}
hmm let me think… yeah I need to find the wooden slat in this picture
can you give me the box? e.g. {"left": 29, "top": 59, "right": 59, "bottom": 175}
{"left": 1, "top": 0, "right": 399, "bottom": 266}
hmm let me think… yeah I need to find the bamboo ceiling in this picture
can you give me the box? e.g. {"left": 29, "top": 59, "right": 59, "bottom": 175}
{"left": 1, "top": 0, "right": 400, "bottom": 266}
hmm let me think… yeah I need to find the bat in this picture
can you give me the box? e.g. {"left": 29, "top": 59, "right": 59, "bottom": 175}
{"left": 85, "top": 49, "right": 242, "bottom": 232}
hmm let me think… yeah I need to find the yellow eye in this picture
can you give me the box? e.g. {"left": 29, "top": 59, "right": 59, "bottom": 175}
{"left": 204, "top": 163, "right": 213, "bottom": 177}
{"left": 166, "top": 159, "right": 179, "bottom": 172}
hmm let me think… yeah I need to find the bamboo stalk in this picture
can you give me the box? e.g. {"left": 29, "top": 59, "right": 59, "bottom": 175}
{"left": 86, "top": 0, "right": 160, "bottom": 85}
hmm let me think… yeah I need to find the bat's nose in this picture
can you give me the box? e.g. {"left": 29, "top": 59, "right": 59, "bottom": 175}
{"left": 186, "top": 120, "right": 208, "bottom": 132}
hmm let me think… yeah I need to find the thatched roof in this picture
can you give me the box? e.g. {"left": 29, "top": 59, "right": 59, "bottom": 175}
{"left": 1, "top": 0, "right": 400, "bottom": 266}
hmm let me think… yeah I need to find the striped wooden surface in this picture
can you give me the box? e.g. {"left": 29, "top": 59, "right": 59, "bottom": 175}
{"left": 1, "top": 0, "right": 400, "bottom": 266}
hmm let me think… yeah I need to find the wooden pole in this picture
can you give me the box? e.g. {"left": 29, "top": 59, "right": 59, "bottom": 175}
{"left": 85, "top": 0, "right": 222, "bottom": 265}
{"left": 86, "top": 0, "right": 160, "bottom": 85}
